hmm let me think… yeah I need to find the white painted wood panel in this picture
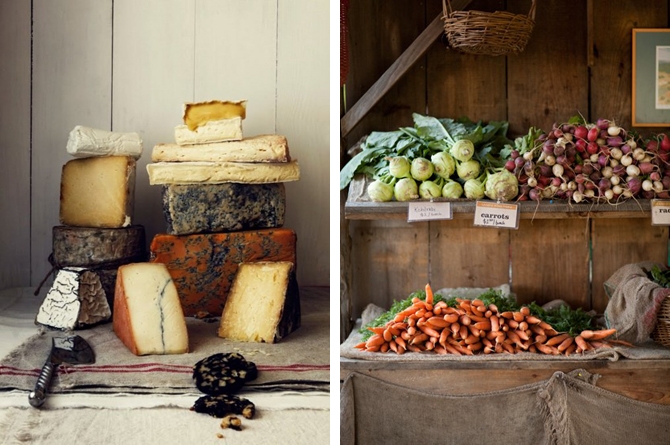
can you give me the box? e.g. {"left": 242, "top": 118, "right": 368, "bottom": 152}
{"left": 193, "top": 0, "right": 277, "bottom": 137}
{"left": 31, "top": 0, "right": 113, "bottom": 287}
{"left": 0, "top": 1, "right": 31, "bottom": 289}
{"left": 112, "top": 0, "right": 196, "bottom": 246}
{"left": 277, "top": 0, "right": 331, "bottom": 285}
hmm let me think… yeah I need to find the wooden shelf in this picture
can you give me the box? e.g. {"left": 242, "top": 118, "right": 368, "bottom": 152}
{"left": 345, "top": 175, "right": 653, "bottom": 220}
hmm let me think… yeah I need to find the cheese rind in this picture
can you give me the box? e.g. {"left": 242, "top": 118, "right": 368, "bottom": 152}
{"left": 60, "top": 156, "right": 136, "bottom": 228}
{"left": 174, "top": 117, "right": 243, "bottom": 145}
{"left": 218, "top": 262, "right": 300, "bottom": 343}
{"left": 150, "top": 229, "right": 297, "bottom": 317}
{"left": 182, "top": 100, "right": 247, "bottom": 131}
{"left": 147, "top": 160, "right": 300, "bottom": 185}
{"left": 66, "top": 125, "right": 143, "bottom": 159}
{"left": 152, "top": 135, "right": 291, "bottom": 163}
{"left": 52, "top": 225, "right": 146, "bottom": 267}
{"left": 35, "top": 268, "right": 112, "bottom": 330}
{"left": 113, "top": 262, "right": 189, "bottom": 356}
{"left": 161, "top": 183, "right": 285, "bottom": 235}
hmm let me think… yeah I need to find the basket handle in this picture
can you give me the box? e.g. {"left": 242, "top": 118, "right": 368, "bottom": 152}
{"left": 443, "top": 0, "right": 537, "bottom": 20}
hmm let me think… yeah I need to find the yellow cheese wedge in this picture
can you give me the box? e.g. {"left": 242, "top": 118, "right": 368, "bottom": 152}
{"left": 183, "top": 100, "right": 247, "bottom": 131}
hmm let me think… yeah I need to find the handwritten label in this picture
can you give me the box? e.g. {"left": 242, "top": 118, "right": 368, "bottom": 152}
{"left": 473, "top": 201, "right": 520, "bottom": 229}
{"left": 651, "top": 199, "right": 670, "bottom": 225}
{"left": 407, "top": 201, "right": 452, "bottom": 222}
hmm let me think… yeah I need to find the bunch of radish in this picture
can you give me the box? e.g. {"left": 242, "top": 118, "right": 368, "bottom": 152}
{"left": 507, "top": 118, "right": 670, "bottom": 204}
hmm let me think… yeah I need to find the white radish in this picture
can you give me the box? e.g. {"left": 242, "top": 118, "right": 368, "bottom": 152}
{"left": 552, "top": 164, "right": 564, "bottom": 178}
{"left": 545, "top": 155, "right": 556, "bottom": 166}
{"left": 610, "top": 147, "right": 623, "bottom": 160}
{"left": 573, "top": 191, "right": 584, "bottom": 203}
{"left": 626, "top": 164, "right": 640, "bottom": 177}
{"left": 654, "top": 181, "right": 664, "bottom": 193}
{"left": 527, "top": 176, "right": 538, "bottom": 187}
{"left": 620, "top": 155, "right": 633, "bottom": 166}
{"left": 610, "top": 175, "right": 621, "bottom": 186}
{"left": 601, "top": 166, "right": 613, "bottom": 178}
{"left": 604, "top": 189, "right": 614, "bottom": 200}
{"left": 612, "top": 184, "right": 623, "bottom": 195}
{"left": 642, "top": 179, "right": 654, "bottom": 192}
{"left": 607, "top": 126, "right": 622, "bottom": 136}
{"left": 633, "top": 147, "right": 646, "bottom": 161}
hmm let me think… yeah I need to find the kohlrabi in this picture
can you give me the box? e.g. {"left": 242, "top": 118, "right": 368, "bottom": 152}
{"left": 388, "top": 156, "right": 411, "bottom": 179}
{"left": 394, "top": 177, "right": 419, "bottom": 201}
{"left": 485, "top": 169, "right": 519, "bottom": 202}
{"left": 442, "top": 179, "right": 464, "bottom": 199}
{"left": 410, "top": 157, "right": 434, "bottom": 182}
{"left": 419, "top": 180, "right": 442, "bottom": 199}
{"left": 456, "top": 159, "right": 481, "bottom": 181}
{"left": 367, "top": 179, "right": 394, "bottom": 202}
{"left": 431, "top": 151, "right": 456, "bottom": 179}
{"left": 450, "top": 139, "right": 475, "bottom": 162}
{"left": 464, "top": 178, "right": 486, "bottom": 200}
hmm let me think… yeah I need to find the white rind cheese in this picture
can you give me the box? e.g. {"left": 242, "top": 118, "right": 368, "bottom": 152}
{"left": 147, "top": 160, "right": 300, "bottom": 185}
{"left": 113, "top": 263, "right": 189, "bottom": 356}
{"left": 60, "top": 156, "right": 136, "bottom": 228}
{"left": 161, "top": 183, "right": 286, "bottom": 235}
{"left": 35, "top": 268, "right": 112, "bottom": 330}
{"left": 66, "top": 125, "right": 143, "bottom": 159}
{"left": 218, "top": 261, "right": 300, "bottom": 343}
{"left": 152, "top": 135, "right": 291, "bottom": 163}
{"left": 174, "top": 117, "right": 243, "bottom": 145}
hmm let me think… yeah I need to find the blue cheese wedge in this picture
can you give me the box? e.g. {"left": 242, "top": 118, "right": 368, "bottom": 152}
{"left": 113, "top": 263, "right": 189, "bottom": 356}
{"left": 147, "top": 160, "right": 300, "bottom": 185}
{"left": 52, "top": 225, "right": 146, "bottom": 267}
{"left": 35, "top": 268, "right": 112, "bottom": 330}
{"left": 66, "top": 125, "right": 143, "bottom": 159}
{"left": 161, "top": 183, "right": 285, "bottom": 235}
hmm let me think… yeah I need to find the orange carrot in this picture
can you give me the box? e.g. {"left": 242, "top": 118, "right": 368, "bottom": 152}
{"left": 366, "top": 334, "right": 385, "bottom": 347}
{"left": 581, "top": 328, "right": 617, "bottom": 341}
{"left": 383, "top": 328, "right": 393, "bottom": 342}
{"left": 395, "top": 336, "right": 407, "bottom": 349}
{"left": 367, "top": 326, "right": 385, "bottom": 335}
{"left": 418, "top": 324, "right": 441, "bottom": 339}
{"left": 380, "top": 342, "right": 389, "bottom": 353}
{"left": 354, "top": 341, "right": 366, "bottom": 350}
{"left": 425, "top": 283, "right": 434, "bottom": 305}
{"left": 525, "top": 315, "right": 543, "bottom": 325}
{"left": 490, "top": 315, "right": 500, "bottom": 332}
{"left": 574, "top": 335, "right": 588, "bottom": 352}
{"left": 389, "top": 340, "right": 398, "bottom": 353}
{"left": 545, "top": 333, "right": 570, "bottom": 347}
{"left": 557, "top": 336, "right": 574, "bottom": 352}
{"left": 513, "top": 311, "right": 525, "bottom": 322}
{"left": 444, "top": 313, "right": 459, "bottom": 324}
{"left": 427, "top": 316, "right": 449, "bottom": 329}
{"left": 474, "top": 321, "right": 491, "bottom": 331}
{"left": 520, "top": 306, "right": 531, "bottom": 316}
{"left": 460, "top": 314, "right": 472, "bottom": 326}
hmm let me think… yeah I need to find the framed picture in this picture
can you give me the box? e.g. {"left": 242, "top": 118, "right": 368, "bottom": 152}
{"left": 632, "top": 29, "right": 670, "bottom": 127}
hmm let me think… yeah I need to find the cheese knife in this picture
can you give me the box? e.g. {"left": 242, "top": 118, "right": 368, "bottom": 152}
{"left": 28, "top": 334, "right": 95, "bottom": 408}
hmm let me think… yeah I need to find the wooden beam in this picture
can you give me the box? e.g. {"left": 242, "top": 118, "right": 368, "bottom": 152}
{"left": 340, "top": 0, "right": 472, "bottom": 137}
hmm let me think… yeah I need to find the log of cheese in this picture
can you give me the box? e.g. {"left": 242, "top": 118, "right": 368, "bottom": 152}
{"left": 218, "top": 261, "right": 300, "bottom": 343}
{"left": 52, "top": 225, "right": 146, "bottom": 267}
{"left": 182, "top": 100, "right": 247, "bottom": 131}
{"left": 174, "top": 118, "right": 243, "bottom": 145}
{"left": 161, "top": 183, "right": 285, "bottom": 235}
{"left": 147, "top": 160, "right": 300, "bottom": 185}
{"left": 66, "top": 125, "right": 143, "bottom": 159}
{"left": 35, "top": 268, "right": 112, "bottom": 330}
{"left": 113, "top": 262, "right": 189, "bottom": 356}
{"left": 152, "top": 135, "right": 291, "bottom": 163}
{"left": 150, "top": 229, "right": 296, "bottom": 317}
{"left": 60, "top": 156, "right": 136, "bottom": 228}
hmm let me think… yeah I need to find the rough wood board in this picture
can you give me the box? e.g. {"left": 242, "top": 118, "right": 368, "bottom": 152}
{"left": 343, "top": 0, "right": 428, "bottom": 145}
{"left": 0, "top": 1, "right": 31, "bottom": 290}
{"left": 590, "top": 0, "right": 668, "bottom": 131}
{"left": 31, "top": 0, "right": 113, "bottom": 287}
{"left": 591, "top": 219, "right": 669, "bottom": 313}
{"left": 511, "top": 219, "right": 590, "bottom": 308}
{"left": 425, "top": 0, "right": 507, "bottom": 120}
{"left": 429, "top": 220, "right": 510, "bottom": 289}
{"left": 507, "top": 0, "right": 589, "bottom": 135}
{"left": 349, "top": 220, "right": 429, "bottom": 319}
{"left": 340, "top": 365, "right": 670, "bottom": 405}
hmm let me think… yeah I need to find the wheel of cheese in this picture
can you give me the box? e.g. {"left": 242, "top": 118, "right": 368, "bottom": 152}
{"left": 52, "top": 225, "right": 146, "bottom": 267}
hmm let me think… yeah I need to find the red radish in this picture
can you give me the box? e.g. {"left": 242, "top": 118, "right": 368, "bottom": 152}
{"left": 587, "top": 127, "right": 599, "bottom": 142}
{"left": 638, "top": 161, "right": 655, "bottom": 175}
{"left": 627, "top": 177, "right": 642, "bottom": 194}
{"left": 650, "top": 171, "right": 661, "bottom": 182}
{"left": 660, "top": 134, "right": 670, "bottom": 151}
{"left": 596, "top": 118, "right": 610, "bottom": 130}
{"left": 505, "top": 160, "right": 516, "bottom": 172}
{"left": 574, "top": 125, "right": 588, "bottom": 139}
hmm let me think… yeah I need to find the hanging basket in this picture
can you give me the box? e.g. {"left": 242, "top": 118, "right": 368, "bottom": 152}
{"left": 442, "top": 0, "right": 537, "bottom": 56}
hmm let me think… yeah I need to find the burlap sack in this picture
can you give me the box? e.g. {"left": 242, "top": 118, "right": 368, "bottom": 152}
{"left": 604, "top": 262, "right": 670, "bottom": 344}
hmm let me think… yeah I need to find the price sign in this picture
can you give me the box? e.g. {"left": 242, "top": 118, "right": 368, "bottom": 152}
{"left": 651, "top": 199, "right": 670, "bottom": 225}
{"left": 473, "top": 201, "right": 520, "bottom": 229}
{"left": 407, "top": 201, "right": 453, "bottom": 222}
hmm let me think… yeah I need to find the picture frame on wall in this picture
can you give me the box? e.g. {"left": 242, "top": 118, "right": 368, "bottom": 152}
{"left": 632, "top": 28, "right": 670, "bottom": 127}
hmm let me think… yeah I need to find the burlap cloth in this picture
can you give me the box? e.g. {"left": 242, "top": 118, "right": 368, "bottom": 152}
{"left": 341, "top": 370, "right": 670, "bottom": 445}
{"left": 0, "top": 287, "right": 329, "bottom": 394}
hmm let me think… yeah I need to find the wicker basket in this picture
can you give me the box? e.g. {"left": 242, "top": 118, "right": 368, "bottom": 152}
{"left": 652, "top": 296, "right": 670, "bottom": 346}
{"left": 442, "top": 0, "right": 537, "bottom": 56}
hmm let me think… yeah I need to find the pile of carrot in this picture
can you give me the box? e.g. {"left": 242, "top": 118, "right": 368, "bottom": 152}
{"left": 355, "top": 284, "right": 627, "bottom": 356}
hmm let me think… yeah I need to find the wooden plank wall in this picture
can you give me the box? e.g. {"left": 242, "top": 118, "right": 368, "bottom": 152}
{"left": 0, "top": 0, "right": 330, "bottom": 297}
{"left": 342, "top": 0, "right": 670, "bottom": 325}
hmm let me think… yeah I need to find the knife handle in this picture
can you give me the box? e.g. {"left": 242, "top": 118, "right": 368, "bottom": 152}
{"left": 28, "top": 361, "right": 56, "bottom": 408}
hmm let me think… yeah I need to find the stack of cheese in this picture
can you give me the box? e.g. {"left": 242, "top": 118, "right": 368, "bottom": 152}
{"left": 146, "top": 100, "right": 302, "bottom": 343}
{"left": 35, "top": 126, "right": 147, "bottom": 331}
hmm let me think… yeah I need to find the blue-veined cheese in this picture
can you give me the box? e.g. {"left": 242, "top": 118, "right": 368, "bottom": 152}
{"left": 161, "top": 183, "right": 285, "bottom": 235}
{"left": 217, "top": 261, "right": 300, "bottom": 343}
{"left": 52, "top": 225, "right": 146, "bottom": 267}
{"left": 113, "top": 262, "right": 189, "bottom": 356}
{"left": 66, "top": 125, "right": 143, "bottom": 159}
{"left": 60, "top": 156, "right": 136, "bottom": 228}
{"left": 35, "top": 268, "right": 113, "bottom": 330}
{"left": 146, "top": 160, "right": 300, "bottom": 185}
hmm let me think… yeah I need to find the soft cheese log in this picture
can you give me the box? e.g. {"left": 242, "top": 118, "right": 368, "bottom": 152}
{"left": 35, "top": 268, "right": 112, "bottom": 330}
{"left": 150, "top": 229, "right": 297, "bottom": 317}
{"left": 60, "top": 156, "right": 136, "bottom": 228}
{"left": 174, "top": 117, "right": 243, "bottom": 145}
{"left": 182, "top": 100, "right": 247, "bottom": 131}
{"left": 161, "top": 183, "right": 285, "bottom": 235}
{"left": 52, "top": 225, "right": 146, "bottom": 267}
{"left": 152, "top": 135, "right": 291, "bottom": 163}
{"left": 66, "top": 125, "right": 143, "bottom": 159}
{"left": 218, "top": 262, "right": 300, "bottom": 343}
{"left": 113, "top": 262, "right": 189, "bottom": 356}
{"left": 147, "top": 160, "right": 300, "bottom": 185}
